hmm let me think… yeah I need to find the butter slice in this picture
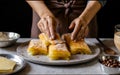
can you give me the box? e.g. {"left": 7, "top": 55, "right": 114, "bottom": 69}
{"left": 0, "top": 57, "right": 16, "bottom": 73}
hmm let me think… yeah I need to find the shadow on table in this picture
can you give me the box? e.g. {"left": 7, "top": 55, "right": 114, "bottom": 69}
{"left": 10, "top": 62, "right": 31, "bottom": 75}
{"left": 95, "top": 39, "right": 118, "bottom": 55}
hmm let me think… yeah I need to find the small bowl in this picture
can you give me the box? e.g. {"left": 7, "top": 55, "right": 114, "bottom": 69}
{"left": 99, "top": 55, "right": 120, "bottom": 74}
{"left": 0, "top": 32, "right": 20, "bottom": 47}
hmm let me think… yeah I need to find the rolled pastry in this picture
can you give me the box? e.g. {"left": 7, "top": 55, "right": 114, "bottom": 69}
{"left": 48, "top": 43, "right": 71, "bottom": 60}
{"left": 27, "top": 39, "right": 48, "bottom": 55}
{"left": 62, "top": 33, "right": 92, "bottom": 55}
{"left": 39, "top": 33, "right": 65, "bottom": 45}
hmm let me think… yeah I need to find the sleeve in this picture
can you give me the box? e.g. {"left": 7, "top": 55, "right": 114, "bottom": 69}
{"left": 98, "top": 0, "right": 107, "bottom": 7}
{"left": 87, "top": 0, "right": 107, "bottom": 7}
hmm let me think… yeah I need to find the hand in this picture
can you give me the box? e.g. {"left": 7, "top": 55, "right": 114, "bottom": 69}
{"left": 69, "top": 17, "right": 89, "bottom": 41}
{"left": 37, "top": 16, "right": 57, "bottom": 40}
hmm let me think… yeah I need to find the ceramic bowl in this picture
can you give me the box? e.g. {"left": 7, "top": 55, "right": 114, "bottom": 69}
{"left": 99, "top": 55, "right": 120, "bottom": 74}
{"left": 0, "top": 32, "right": 20, "bottom": 47}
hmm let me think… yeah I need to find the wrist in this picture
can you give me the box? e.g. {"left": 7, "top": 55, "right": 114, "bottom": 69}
{"left": 78, "top": 1, "right": 101, "bottom": 25}
{"left": 40, "top": 11, "right": 55, "bottom": 19}
{"left": 40, "top": 14, "right": 57, "bottom": 27}
{"left": 78, "top": 14, "right": 90, "bottom": 25}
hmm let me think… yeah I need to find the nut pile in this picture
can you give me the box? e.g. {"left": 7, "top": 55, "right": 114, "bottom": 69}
{"left": 101, "top": 58, "right": 120, "bottom": 68}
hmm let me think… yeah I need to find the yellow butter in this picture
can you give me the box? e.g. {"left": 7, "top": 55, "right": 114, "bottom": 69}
{"left": 0, "top": 57, "right": 16, "bottom": 73}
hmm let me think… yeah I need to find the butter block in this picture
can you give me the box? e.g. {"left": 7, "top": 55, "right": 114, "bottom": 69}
{"left": 0, "top": 57, "right": 16, "bottom": 73}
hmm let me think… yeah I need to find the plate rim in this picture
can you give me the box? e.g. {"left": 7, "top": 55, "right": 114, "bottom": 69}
{"left": 0, "top": 53, "right": 26, "bottom": 74}
{"left": 17, "top": 40, "right": 100, "bottom": 65}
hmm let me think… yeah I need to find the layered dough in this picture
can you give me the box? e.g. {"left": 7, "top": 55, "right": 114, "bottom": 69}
{"left": 48, "top": 43, "right": 71, "bottom": 60}
{"left": 27, "top": 39, "right": 48, "bottom": 55}
{"left": 38, "top": 33, "right": 50, "bottom": 46}
{"left": 39, "top": 33, "right": 64, "bottom": 45}
{"left": 62, "top": 33, "right": 92, "bottom": 54}
{"left": 27, "top": 33, "right": 92, "bottom": 60}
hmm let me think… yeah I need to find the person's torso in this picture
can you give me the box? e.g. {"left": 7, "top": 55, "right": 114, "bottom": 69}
{"left": 31, "top": 0, "right": 97, "bottom": 38}
{"left": 44, "top": 0, "right": 87, "bottom": 35}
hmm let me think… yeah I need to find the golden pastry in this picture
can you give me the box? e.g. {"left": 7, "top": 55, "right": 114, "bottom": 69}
{"left": 39, "top": 33, "right": 64, "bottom": 45}
{"left": 27, "top": 39, "right": 48, "bottom": 55}
{"left": 48, "top": 43, "right": 71, "bottom": 60}
{"left": 39, "top": 33, "right": 51, "bottom": 46}
{"left": 62, "top": 33, "right": 92, "bottom": 54}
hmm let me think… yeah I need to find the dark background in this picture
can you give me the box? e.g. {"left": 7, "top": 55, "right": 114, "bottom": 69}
{"left": 97, "top": 0, "right": 120, "bottom": 38}
{"left": 0, "top": 0, "right": 120, "bottom": 38}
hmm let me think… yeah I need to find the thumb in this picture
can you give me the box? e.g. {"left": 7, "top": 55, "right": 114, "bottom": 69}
{"left": 84, "top": 26, "right": 89, "bottom": 37}
{"left": 69, "top": 22, "right": 75, "bottom": 29}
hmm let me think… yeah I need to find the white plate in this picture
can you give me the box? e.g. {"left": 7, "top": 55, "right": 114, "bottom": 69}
{"left": 17, "top": 40, "right": 100, "bottom": 65}
{"left": 0, "top": 53, "right": 26, "bottom": 75}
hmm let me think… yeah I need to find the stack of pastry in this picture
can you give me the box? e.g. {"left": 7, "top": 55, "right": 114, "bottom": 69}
{"left": 27, "top": 33, "right": 71, "bottom": 60}
{"left": 39, "top": 33, "right": 70, "bottom": 60}
{"left": 27, "top": 33, "right": 92, "bottom": 60}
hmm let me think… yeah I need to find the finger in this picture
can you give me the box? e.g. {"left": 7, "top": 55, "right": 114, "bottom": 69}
{"left": 47, "top": 16, "right": 56, "bottom": 40}
{"left": 44, "top": 21, "right": 51, "bottom": 38}
{"left": 76, "top": 26, "right": 85, "bottom": 40}
{"left": 71, "top": 23, "right": 82, "bottom": 40}
{"left": 69, "top": 21, "right": 75, "bottom": 29}
{"left": 37, "top": 21, "right": 44, "bottom": 32}
{"left": 84, "top": 26, "right": 89, "bottom": 37}
{"left": 76, "top": 28, "right": 84, "bottom": 40}
{"left": 40, "top": 18, "right": 46, "bottom": 31}
{"left": 81, "top": 26, "right": 88, "bottom": 39}
{"left": 42, "top": 18, "right": 51, "bottom": 37}
{"left": 76, "top": 26, "right": 87, "bottom": 40}
{"left": 38, "top": 24, "right": 43, "bottom": 32}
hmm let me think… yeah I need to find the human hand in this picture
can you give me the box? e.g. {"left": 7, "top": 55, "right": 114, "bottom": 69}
{"left": 37, "top": 16, "right": 57, "bottom": 40}
{"left": 69, "top": 17, "right": 89, "bottom": 41}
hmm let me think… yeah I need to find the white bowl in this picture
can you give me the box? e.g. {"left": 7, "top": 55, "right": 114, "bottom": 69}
{"left": 99, "top": 55, "right": 120, "bottom": 74}
{"left": 0, "top": 32, "right": 20, "bottom": 47}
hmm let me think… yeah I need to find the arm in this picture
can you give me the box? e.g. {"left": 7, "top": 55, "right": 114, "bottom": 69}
{"left": 79, "top": 1, "right": 102, "bottom": 25}
{"left": 70, "top": 0, "right": 104, "bottom": 40}
{"left": 98, "top": 0, "right": 107, "bottom": 7}
{"left": 26, "top": 0, "right": 54, "bottom": 18}
{"left": 79, "top": 0, "right": 106, "bottom": 24}
{"left": 26, "top": 0, "right": 57, "bottom": 39}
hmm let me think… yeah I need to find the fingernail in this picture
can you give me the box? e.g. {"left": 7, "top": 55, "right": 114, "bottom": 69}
{"left": 71, "top": 35, "right": 73, "bottom": 40}
{"left": 50, "top": 36, "right": 54, "bottom": 40}
{"left": 71, "top": 36, "right": 74, "bottom": 41}
{"left": 73, "top": 40, "right": 76, "bottom": 42}
{"left": 49, "top": 37, "right": 52, "bottom": 40}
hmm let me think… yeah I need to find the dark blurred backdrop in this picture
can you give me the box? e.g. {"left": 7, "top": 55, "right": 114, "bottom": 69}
{"left": 97, "top": 0, "right": 120, "bottom": 38}
{"left": 0, "top": 0, "right": 120, "bottom": 38}
{"left": 0, "top": 0, "right": 32, "bottom": 38}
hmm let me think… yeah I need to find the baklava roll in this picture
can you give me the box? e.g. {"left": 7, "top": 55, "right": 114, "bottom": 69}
{"left": 62, "top": 33, "right": 92, "bottom": 55}
{"left": 48, "top": 43, "right": 71, "bottom": 60}
{"left": 39, "top": 33, "right": 65, "bottom": 45}
{"left": 39, "top": 33, "right": 51, "bottom": 46}
{"left": 27, "top": 39, "right": 48, "bottom": 55}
